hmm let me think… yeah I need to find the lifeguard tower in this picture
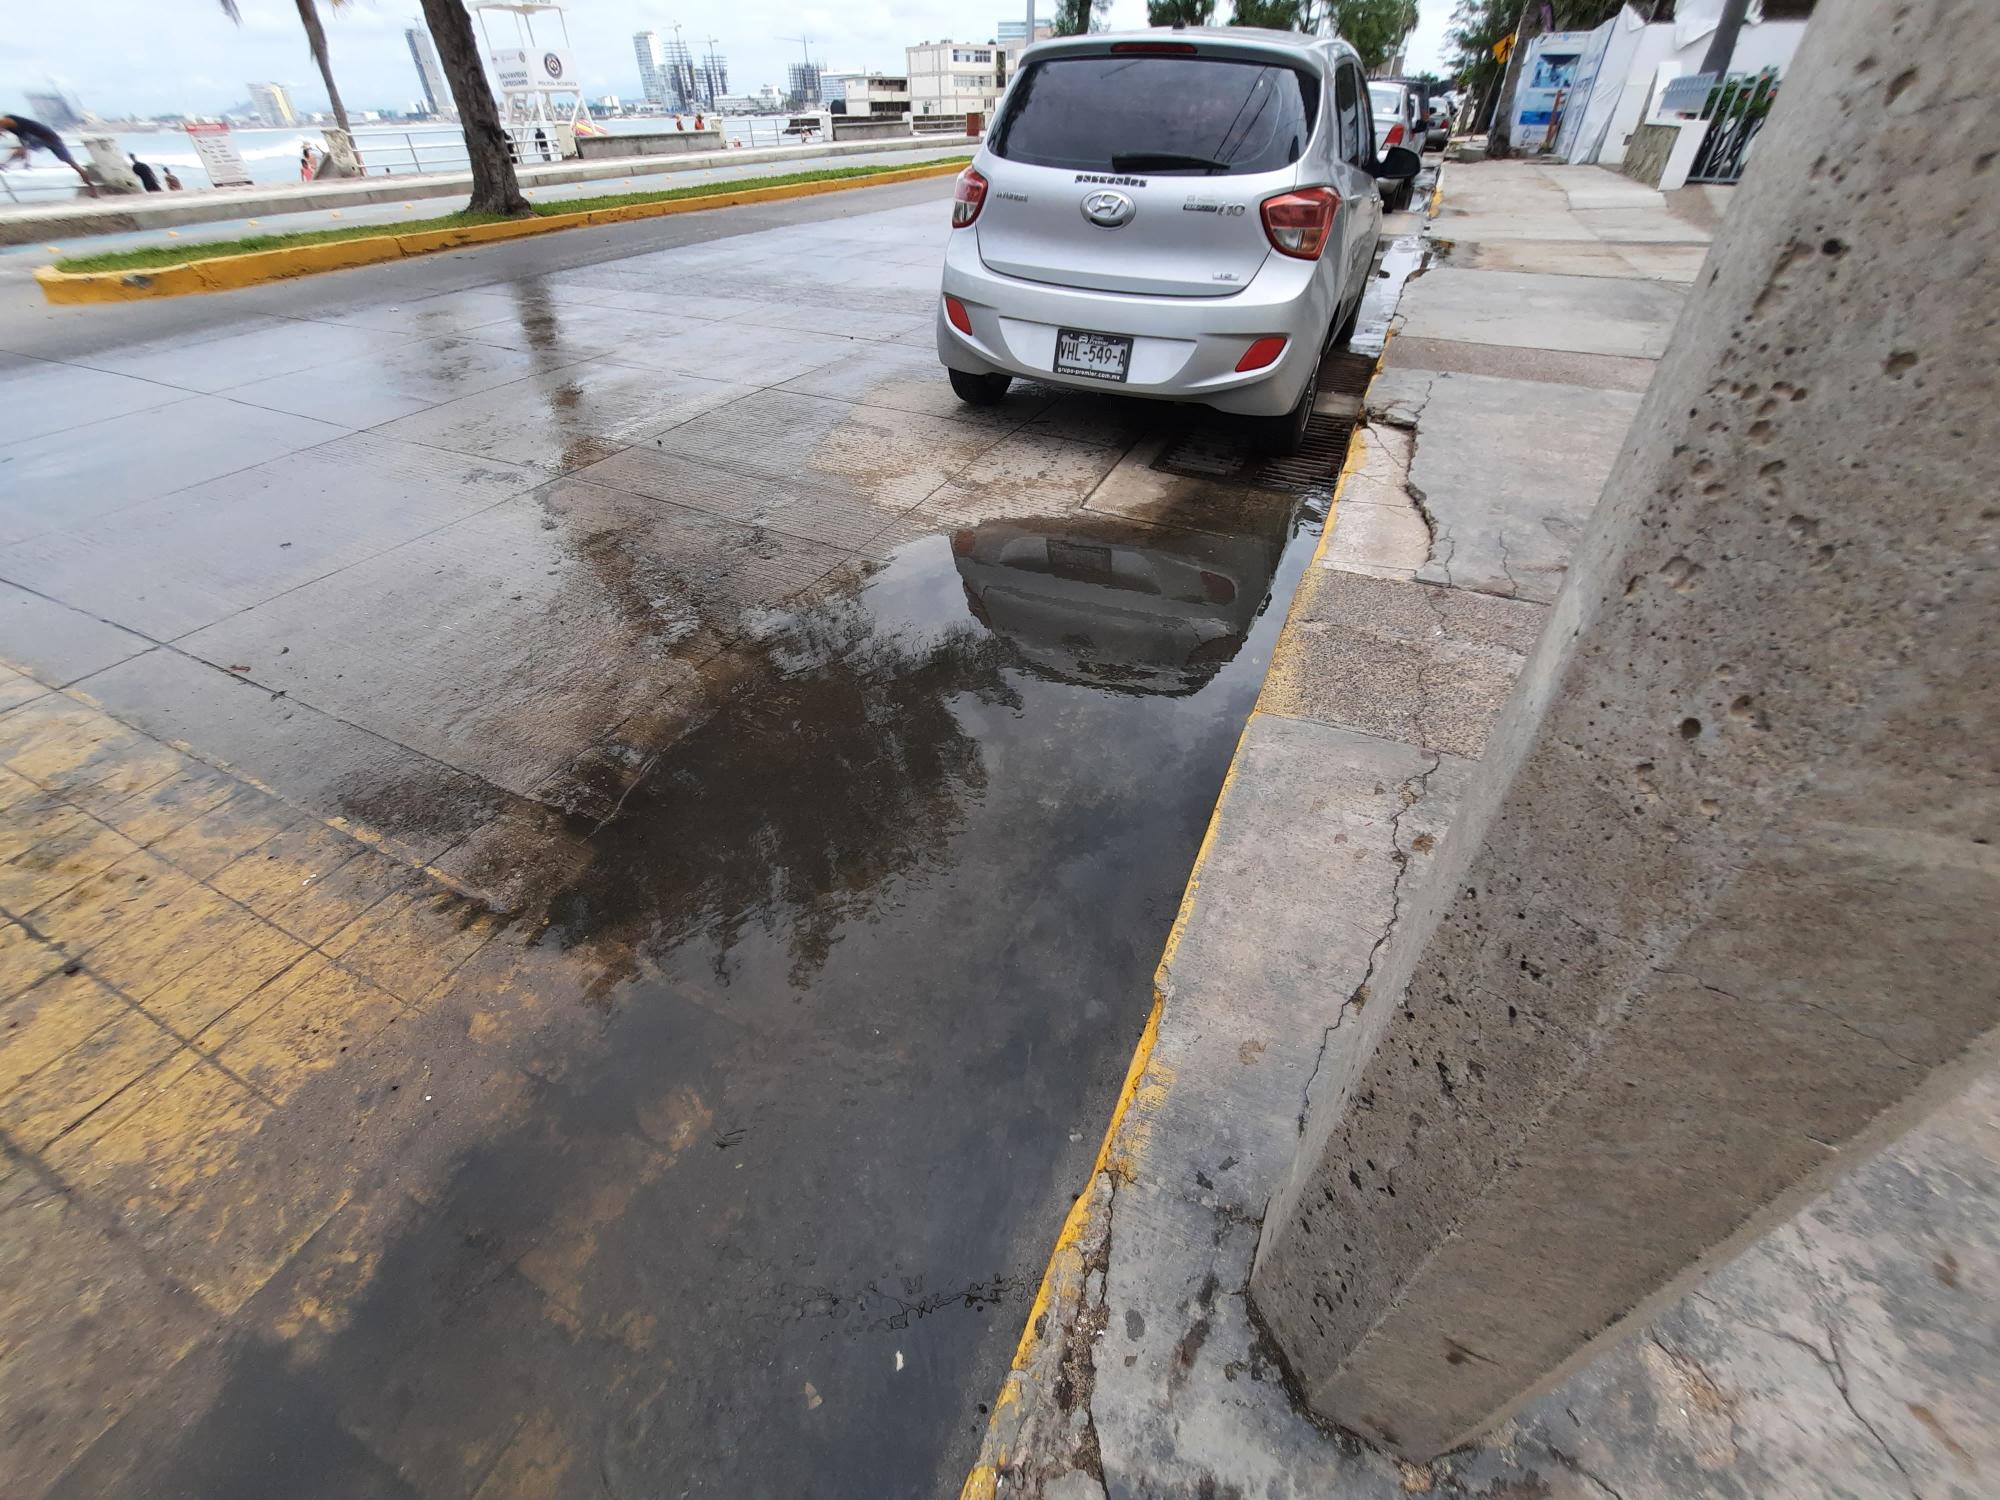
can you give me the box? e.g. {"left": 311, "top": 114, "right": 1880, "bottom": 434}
{"left": 469, "top": 0, "right": 595, "bottom": 159}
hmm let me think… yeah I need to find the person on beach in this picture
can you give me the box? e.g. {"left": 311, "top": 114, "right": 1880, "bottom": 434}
{"left": 1, "top": 114, "right": 91, "bottom": 188}
{"left": 163, "top": 166, "right": 183, "bottom": 190}
{"left": 673, "top": 115, "right": 683, "bottom": 131}
{"left": 130, "top": 155, "right": 161, "bottom": 191}
{"left": 301, "top": 144, "right": 320, "bottom": 181}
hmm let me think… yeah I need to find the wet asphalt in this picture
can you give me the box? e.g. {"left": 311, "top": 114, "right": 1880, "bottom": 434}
{"left": 0, "top": 172, "right": 1422, "bottom": 1497}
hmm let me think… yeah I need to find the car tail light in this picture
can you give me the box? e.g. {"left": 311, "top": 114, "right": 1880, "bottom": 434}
{"left": 951, "top": 167, "right": 987, "bottom": 228}
{"left": 1235, "top": 336, "right": 1287, "bottom": 373}
{"left": 1110, "top": 42, "right": 1197, "bottom": 54}
{"left": 944, "top": 295, "right": 972, "bottom": 334}
{"left": 1385, "top": 123, "right": 1405, "bottom": 147}
{"left": 1261, "top": 187, "right": 1339, "bottom": 260}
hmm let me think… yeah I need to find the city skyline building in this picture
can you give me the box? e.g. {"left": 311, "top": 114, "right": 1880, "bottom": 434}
{"left": 23, "top": 90, "right": 82, "bottom": 128}
{"left": 403, "top": 27, "right": 456, "bottom": 120}
{"left": 633, "top": 30, "right": 671, "bottom": 107}
{"left": 247, "top": 81, "right": 297, "bottom": 127}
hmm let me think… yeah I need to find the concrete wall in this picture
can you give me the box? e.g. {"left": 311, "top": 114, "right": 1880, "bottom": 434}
{"left": 830, "top": 118, "right": 912, "bottom": 142}
{"left": 576, "top": 130, "right": 723, "bottom": 160}
{"left": 1251, "top": 0, "right": 2000, "bottom": 1461}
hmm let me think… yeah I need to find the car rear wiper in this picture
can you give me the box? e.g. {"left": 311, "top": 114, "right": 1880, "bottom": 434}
{"left": 1109, "top": 152, "right": 1231, "bottom": 174}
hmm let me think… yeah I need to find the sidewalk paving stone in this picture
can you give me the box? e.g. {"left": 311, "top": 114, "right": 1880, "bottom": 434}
{"left": 0, "top": 399, "right": 352, "bottom": 546}
{"left": 1397, "top": 266, "right": 1686, "bottom": 358}
{"left": 0, "top": 432, "right": 542, "bottom": 640}
{"left": 378, "top": 363, "right": 753, "bottom": 475}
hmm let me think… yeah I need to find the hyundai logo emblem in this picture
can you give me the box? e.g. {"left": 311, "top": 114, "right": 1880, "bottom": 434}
{"left": 1080, "top": 189, "right": 1136, "bottom": 228}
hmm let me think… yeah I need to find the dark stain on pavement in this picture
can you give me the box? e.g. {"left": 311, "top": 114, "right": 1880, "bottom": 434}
{"left": 63, "top": 493, "right": 1322, "bottom": 1498}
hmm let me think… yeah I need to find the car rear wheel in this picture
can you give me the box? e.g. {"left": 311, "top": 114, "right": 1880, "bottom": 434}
{"left": 1254, "top": 358, "right": 1319, "bottom": 457}
{"left": 1332, "top": 281, "right": 1364, "bottom": 347}
{"left": 949, "top": 369, "right": 1013, "bottom": 406}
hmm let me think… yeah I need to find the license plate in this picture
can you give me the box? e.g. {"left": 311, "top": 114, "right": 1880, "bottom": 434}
{"left": 1054, "top": 329, "right": 1133, "bottom": 384}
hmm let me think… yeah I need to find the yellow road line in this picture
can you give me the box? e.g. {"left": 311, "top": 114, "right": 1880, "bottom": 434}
{"left": 34, "top": 160, "right": 967, "bottom": 305}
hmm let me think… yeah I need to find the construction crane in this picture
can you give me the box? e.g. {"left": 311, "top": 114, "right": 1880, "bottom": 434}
{"left": 779, "top": 34, "right": 817, "bottom": 106}
{"left": 699, "top": 35, "right": 725, "bottom": 107}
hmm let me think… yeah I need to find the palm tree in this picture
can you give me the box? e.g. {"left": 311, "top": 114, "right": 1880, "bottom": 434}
{"left": 213, "top": 0, "right": 355, "bottom": 168}
{"left": 1229, "top": 0, "right": 1305, "bottom": 26}
{"left": 215, "top": 0, "right": 526, "bottom": 216}
{"left": 1052, "top": 0, "right": 1111, "bottom": 35}
{"left": 292, "top": 0, "right": 355, "bottom": 140}
{"left": 416, "top": 0, "right": 530, "bottom": 216}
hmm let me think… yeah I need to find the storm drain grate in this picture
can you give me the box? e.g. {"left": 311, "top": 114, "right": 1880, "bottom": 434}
{"left": 1153, "top": 410, "right": 1357, "bottom": 491}
{"left": 1320, "top": 348, "right": 1378, "bottom": 397}
{"left": 1150, "top": 350, "right": 1373, "bottom": 492}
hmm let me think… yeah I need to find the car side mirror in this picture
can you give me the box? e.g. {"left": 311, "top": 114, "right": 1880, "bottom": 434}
{"left": 1375, "top": 145, "right": 1422, "bottom": 181}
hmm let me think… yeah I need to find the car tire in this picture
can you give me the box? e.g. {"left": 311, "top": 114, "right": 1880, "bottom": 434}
{"left": 1332, "top": 281, "right": 1364, "bottom": 347}
{"left": 949, "top": 369, "right": 1012, "bottom": 406}
{"left": 1254, "top": 357, "right": 1319, "bottom": 458}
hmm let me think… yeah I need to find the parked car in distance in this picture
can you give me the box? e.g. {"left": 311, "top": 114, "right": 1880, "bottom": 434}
{"left": 937, "top": 28, "right": 1422, "bottom": 454}
{"left": 1368, "top": 80, "right": 1423, "bottom": 208}
{"left": 1423, "top": 94, "right": 1452, "bottom": 150}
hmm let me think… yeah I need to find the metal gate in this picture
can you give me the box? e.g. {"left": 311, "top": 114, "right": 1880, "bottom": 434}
{"left": 1687, "top": 70, "right": 1782, "bottom": 184}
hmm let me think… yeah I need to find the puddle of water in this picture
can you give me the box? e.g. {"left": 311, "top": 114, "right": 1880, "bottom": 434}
{"left": 533, "top": 498, "right": 1301, "bottom": 1000}
{"left": 97, "top": 491, "right": 1328, "bottom": 1500}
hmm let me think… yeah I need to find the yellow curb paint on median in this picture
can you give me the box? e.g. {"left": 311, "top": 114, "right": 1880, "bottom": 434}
{"left": 33, "top": 159, "right": 968, "bottom": 305}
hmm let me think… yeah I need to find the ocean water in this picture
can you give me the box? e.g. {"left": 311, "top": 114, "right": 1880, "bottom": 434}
{"left": 1, "top": 115, "right": 809, "bottom": 201}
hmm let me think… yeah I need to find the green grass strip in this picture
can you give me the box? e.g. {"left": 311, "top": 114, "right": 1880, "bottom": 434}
{"left": 55, "top": 157, "right": 972, "bottom": 274}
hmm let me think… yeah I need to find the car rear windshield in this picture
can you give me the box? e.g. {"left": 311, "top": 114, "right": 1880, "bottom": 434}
{"left": 1368, "top": 84, "right": 1402, "bottom": 114}
{"left": 990, "top": 54, "right": 1319, "bottom": 176}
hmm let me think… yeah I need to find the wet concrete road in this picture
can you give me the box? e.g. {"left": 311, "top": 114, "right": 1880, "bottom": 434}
{"left": 0, "top": 176, "right": 1376, "bottom": 1496}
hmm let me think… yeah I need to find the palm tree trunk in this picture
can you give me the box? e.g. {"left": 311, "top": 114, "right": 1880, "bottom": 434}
{"left": 416, "top": 0, "right": 530, "bottom": 216}
{"left": 294, "top": 0, "right": 352, "bottom": 136}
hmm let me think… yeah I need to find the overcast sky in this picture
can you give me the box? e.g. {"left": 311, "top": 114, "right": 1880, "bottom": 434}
{"left": 2, "top": 1, "right": 1458, "bottom": 120}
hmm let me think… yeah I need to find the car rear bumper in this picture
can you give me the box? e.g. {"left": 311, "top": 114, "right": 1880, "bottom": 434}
{"left": 935, "top": 229, "right": 1334, "bottom": 418}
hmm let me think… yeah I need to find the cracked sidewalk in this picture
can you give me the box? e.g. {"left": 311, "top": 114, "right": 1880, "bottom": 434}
{"left": 960, "top": 159, "right": 1999, "bottom": 1499}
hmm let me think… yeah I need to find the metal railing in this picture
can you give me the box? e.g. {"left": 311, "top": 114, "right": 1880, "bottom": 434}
{"left": 0, "top": 113, "right": 859, "bottom": 209}
{"left": 0, "top": 172, "right": 83, "bottom": 204}
{"left": 1685, "top": 70, "right": 1782, "bottom": 185}
{"left": 354, "top": 125, "right": 563, "bottom": 177}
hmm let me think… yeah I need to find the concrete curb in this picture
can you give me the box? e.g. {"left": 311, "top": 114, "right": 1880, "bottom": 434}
{"left": 32, "top": 160, "right": 967, "bottom": 305}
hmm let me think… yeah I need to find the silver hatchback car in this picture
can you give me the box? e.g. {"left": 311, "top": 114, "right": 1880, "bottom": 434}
{"left": 937, "top": 28, "right": 1420, "bottom": 452}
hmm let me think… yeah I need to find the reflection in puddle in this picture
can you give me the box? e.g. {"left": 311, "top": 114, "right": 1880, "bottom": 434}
{"left": 523, "top": 501, "right": 1294, "bottom": 998}
{"left": 952, "top": 515, "right": 1282, "bottom": 697}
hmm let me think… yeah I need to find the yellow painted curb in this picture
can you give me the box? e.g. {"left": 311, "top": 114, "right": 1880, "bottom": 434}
{"left": 34, "top": 159, "right": 968, "bottom": 305}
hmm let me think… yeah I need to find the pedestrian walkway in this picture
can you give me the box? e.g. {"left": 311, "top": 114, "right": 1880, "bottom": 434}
{"left": 966, "top": 160, "right": 2000, "bottom": 1500}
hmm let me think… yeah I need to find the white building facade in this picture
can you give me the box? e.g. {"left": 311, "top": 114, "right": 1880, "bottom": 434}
{"left": 905, "top": 42, "right": 1006, "bottom": 118}
{"left": 825, "top": 71, "right": 912, "bottom": 117}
